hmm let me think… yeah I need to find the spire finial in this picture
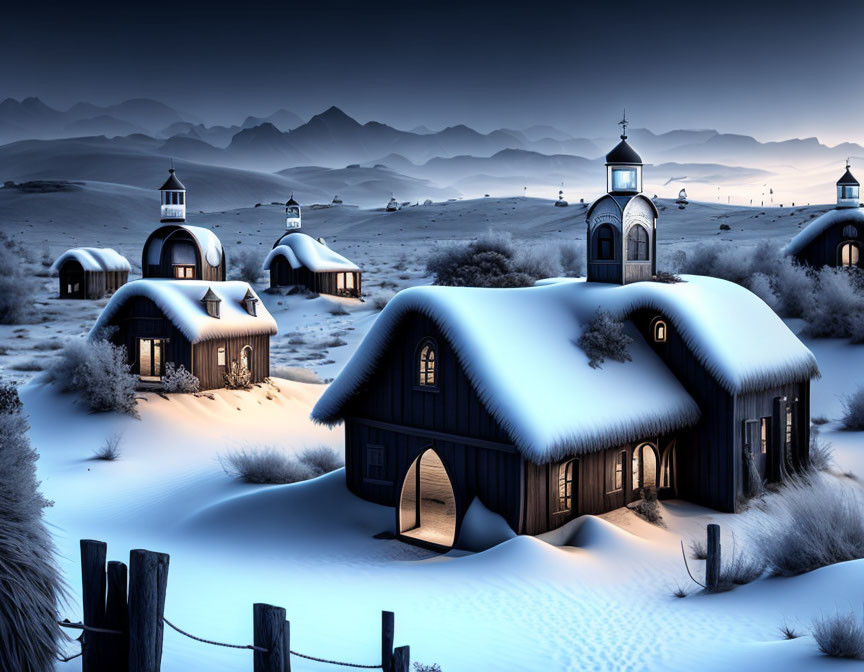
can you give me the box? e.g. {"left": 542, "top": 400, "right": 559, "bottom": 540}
{"left": 846, "top": 157, "right": 851, "bottom": 170}
{"left": 618, "top": 109, "right": 628, "bottom": 140}
{"left": 170, "top": 157, "right": 175, "bottom": 173}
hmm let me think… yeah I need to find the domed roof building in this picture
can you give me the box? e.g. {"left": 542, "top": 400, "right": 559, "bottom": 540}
{"left": 785, "top": 162, "right": 863, "bottom": 269}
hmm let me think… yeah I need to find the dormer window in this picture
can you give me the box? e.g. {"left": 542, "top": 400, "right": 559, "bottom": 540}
{"left": 417, "top": 339, "right": 437, "bottom": 388}
{"left": 242, "top": 289, "right": 258, "bottom": 316}
{"left": 201, "top": 288, "right": 221, "bottom": 319}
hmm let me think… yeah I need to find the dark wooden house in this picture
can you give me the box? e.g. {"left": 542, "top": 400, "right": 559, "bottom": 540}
{"left": 264, "top": 198, "right": 362, "bottom": 297}
{"left": 311, "top": 128, "right": 820, "bottom": 552}
{"left": 785, "top": 163, "right": 863, "bottom": 269}
{"left": 51, "top": 248, "right": 130, "bottom": 299}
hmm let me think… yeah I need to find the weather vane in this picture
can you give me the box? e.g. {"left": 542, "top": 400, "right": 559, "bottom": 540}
{"left": 618, "top": 109, "right": 628, "bottom": 139}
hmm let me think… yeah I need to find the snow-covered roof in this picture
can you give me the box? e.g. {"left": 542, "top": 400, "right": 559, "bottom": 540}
{"left": 312, "top": 276, "right": 818, "bottom": 462}
{"left": 51, "top": 247, "right": 131, "bottom": 273}
{"left": 784, "top": 207, "right": 864, "bottom": 256}
{"left": 90, "top": 280, "right": 276, "bottom": 343}
{"left": 144, "top": 225, "right": 224, "bottom": 268}
{"left": 264, "top": 233, "right": 360, "bottom": 273}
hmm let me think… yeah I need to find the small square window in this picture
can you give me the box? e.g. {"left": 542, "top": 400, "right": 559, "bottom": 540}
{"left": 365, "top": 446, "right": 386, "bottom": 481}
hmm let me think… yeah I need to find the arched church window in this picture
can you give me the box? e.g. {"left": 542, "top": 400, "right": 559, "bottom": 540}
{"left": 840, "top": 242, "right": 860, "bottom": 267}
{"left": 596, "top": 225, "right": 614, "bottom": 261}
{"left": 627, "top": 225, "right": 649, "bottom": 261}
{"left": 417, "top": 339, "right": 437, "bottom": 387}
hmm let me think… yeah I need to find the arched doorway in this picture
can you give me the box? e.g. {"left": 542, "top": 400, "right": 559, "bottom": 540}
{"left": 399, "top": 448, "right": 457, "bottom": 548}
{"left": 240, "top": 346, "right": 253, "bottom": 375}
{"left": 632, "top": 443, "right": 659, "bottom": 492}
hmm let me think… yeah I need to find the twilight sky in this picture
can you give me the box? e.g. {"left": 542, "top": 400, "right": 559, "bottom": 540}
{"left": 4, "top": 0, "right": 864, "bottom": 144}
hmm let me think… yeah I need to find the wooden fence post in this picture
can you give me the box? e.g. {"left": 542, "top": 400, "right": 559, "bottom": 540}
{"left": 106, "top": 560, "right": 129, "bottom": 671}
{"left": 253, "top": 603, "right": 287, "bottom": 672}
{"left": 706, "top": 523, "right": 721, "bottom": 591}
{"left": 128, "top": 549, "right": 170, "bottom": 672}
{"left": 282, "top": 620, "right": 291, "bottom": 672}
{"left": 392, "top": 645, "right": 410, "bottom": 672}
{"left": 81, "top": 539, "right": 108, "bottom": 672}
{"left": 381, "top": 611, "right": 394, "bottom": 672}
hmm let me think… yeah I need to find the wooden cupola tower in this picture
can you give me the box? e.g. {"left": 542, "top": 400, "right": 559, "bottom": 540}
{"left": 285, "top": 194, "right": 301, "bottom": 230}
{"left": 836, "top": 161, "right": 860, "bottom": 209}
{"left": 585, "top": 112, "right": 658, "bottom": 285}
{"left": 159, "top": 164, "right": 186, "bottom": 223}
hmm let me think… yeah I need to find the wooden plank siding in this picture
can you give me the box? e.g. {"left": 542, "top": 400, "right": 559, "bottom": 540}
{"left": 191, "top": 333, "right": 270, "bottom": 390}
{"left": 269, "top": 258, "right": 362, "bottom": 298}
{"left": 59, "top": 263, "right": 126, "bottom": 299}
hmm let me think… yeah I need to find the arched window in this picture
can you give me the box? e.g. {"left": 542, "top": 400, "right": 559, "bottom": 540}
{"left": 557, "top": 459, "right": 577, "bottom": 512}
{"left": 651, "top": 317, "right": 667, "bottom": 343}
{"left": 595, "top": 225, "right": 614, "bottom": 261}
{"left": 660, "top": 442, "right": 676, "bottom": 489}
{"left": 632, "top": 443, "right": 658, "bottom": 490}
{"left": 240, "top": 345, "right": 252, "bottom": 373}
{"left": 627, "top": 225, "right": 649, "bottom": 261}
{"left": 840, "top": 242, "right": 860, "bottom": 267}
{"left": 842, "top": 224, "right": 858, "bottom": 239}
{"left": 417, "top": 339, "right": 437, "bottom": 387}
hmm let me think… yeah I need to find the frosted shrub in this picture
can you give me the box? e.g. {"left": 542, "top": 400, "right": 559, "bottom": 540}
{"left": 812, "top": 612, "right": 864, "bottom": 660}
{"left": 93, "top": 432, "right": 123, "bottom": 461}
{"left": 803, "top": 267, "right": 864, "bottom": 339}
{"left": 579, "top": 309, "right": 633, "bottom": 369}
{"left": 224, "top": 361, "right": 252, "bottom": 390}
{"left": 413, "top": 664, "right": 443, "bottom": 672}
{"left": 230, "top": 247, "right": 264, "bottom": 284}
{"left": 772, "top": 256, "right": 813, "bottom": 317}
{"left": 717, "top": 548, "right": 765, "bottom": 588}
{"left": 48, "top": 338, "right": 138, "bottom": 415}
{"left": 673, "top": 241, "right": 761, "bottom": 285}
{"left": 747, "top": 273, "right": 779, "bottom": 312}
{"left": 298, "top": 446, "right": 344, "bottom": 476}
{"left": 752, "top": 475, "right": 864, "bottom": 576}
{"left": 559, "top": 241, "right": 584, "bottom": 277}
{"left": 0, "top": 243, "right": 37, "bottom": 324}
{"left": 162, "top": 363, "right": 200, "bottom": 394}
{"left": 427, "top": 231, "right": 540, "bottom": 288}
{"left": 518, "top": 245, "right": 563, "bottom": 280}
{"left": 842, "top": 386, "right": 864, "bottom": 430}
{"left": 807, "top": 427, "right": 833, "bottom": 472}
{"left": 631, "top": 486, "right": 662, "bottom": 525}
{"left": 0, "top": 383, "right": 63, "bottom": 671}
{"left": 221, "top": 446, "right": 313, "bottom": 484}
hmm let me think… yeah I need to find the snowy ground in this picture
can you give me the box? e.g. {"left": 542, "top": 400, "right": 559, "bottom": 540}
{"left": 3, "top": 195, "right": 862, "bottom": 671}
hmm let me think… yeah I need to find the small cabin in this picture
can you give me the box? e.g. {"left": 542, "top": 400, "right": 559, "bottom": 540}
{"left": 785, "top": 164, "right": 863, "bottom": 269}
{"left": 142, "top": 224, "right": 226, "bottom": 281}
{"left": 264, "top": 233, "right": 362, "bottom": 297}
{"left": 51, "top": 248, "right": 130, "bottom": 299}
{"left": 91, "top": 280, "right": 276, "bottom": 390}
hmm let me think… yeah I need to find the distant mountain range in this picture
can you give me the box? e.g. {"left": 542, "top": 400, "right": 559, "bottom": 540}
{"left": 0, "top": 96, "right": 858, "bottom": 207}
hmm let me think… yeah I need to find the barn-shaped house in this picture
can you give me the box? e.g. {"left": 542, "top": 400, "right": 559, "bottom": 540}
{"left": 312, "top": 126, "right": 819, "bottom": 551}
{"left": 51, "top": 248, "right": 130, "bottom": 299}
{"left": 263, "top": 197, "right": 362, "bottom": 297}
{"left": 91, "top": 167, "right": 276, "bottom": 390}
{"left": 785, "top": 163, "right": 863, "bottom": 269}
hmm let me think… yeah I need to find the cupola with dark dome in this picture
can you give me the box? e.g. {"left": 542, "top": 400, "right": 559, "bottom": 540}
{"left": 836, "top": 161, "right": 860, "bottom": 209}
{"left": 285, "top": 193, "right": 301, "bottom": 230}
{"left": 605, "top": 112, "right": 643, "bottom": 195}
{"left": 158, "top": 165, "right": 186, "bottom": 223}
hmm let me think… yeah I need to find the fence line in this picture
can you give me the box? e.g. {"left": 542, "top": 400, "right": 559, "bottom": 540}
{"left": 61, "top": 539, "right": 411, "bottom": 672}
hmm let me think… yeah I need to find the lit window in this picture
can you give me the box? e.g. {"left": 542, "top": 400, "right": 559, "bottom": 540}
{"left": 627, "top": 225, "right": 649, "bottom": 261}
{"left": 760, "top": 418, "right": 769, "bottom": 454}
{"left": 614, "top": 451, "right": 624, "bottom": 490}
{"left": 558, "top": 459, "right": 577, "bottom": 512}
{"left": 840, "top": 242, "right": 860, "bottom": 267}
{"left": 217, "top": 347, "right": 226, "bottom": 366}
{"left": 633, "top": 443, "right": 658, "bottom": 490}
{"left": 785, "top": 405, "right": 793, "bottom": 450}
{"left": 174, "top": 265, "right": 195, "bottom": 279}
{"left": 653, "top": 318, "right": 667, "bottom": 343}
{"left": 365, "top": 446, "right": 385, "bottom": 480}
{"left": 418, "top": 340, "right": 437, "bottom": 387}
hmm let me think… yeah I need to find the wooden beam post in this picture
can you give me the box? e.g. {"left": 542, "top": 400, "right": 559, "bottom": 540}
{"left": 106, "top": 561, "right": 129, "bottom": 672}
{"left": 81, "top": 539, "right": 108, "bottom": 672}
{"left": 282, "top": 620, "right": 291, "bottom": 672}
{"left": 706, "top": 523, "right": 721, "bottom": 591}
{"left": 392, "top": 645, "right": 410, "bottom": 672}
{"left": 381, "top": 611, "right": 394, "bottom": 672}
{"left": 128, "top": 549, "right": 170, "bottom": 672}
{"left": 253, "top": 603, "right": 287, "bottom": 672}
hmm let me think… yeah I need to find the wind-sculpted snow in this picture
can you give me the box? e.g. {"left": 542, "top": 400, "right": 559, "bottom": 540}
{"left": 265, "top": 232, "right": 360, "bottom": 273}
{"left": 50, "top": 247, "right": 131, "bottom": 273}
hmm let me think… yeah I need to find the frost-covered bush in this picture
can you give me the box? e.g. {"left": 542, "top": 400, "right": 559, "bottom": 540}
{"left": 413, "top": 664, "right": 443, "bottom": 672}
{"left": 371, "top": 292, "right": 396, "bottom": 310}
{"left": 517, "top": 245, "right": 563, "bottom": 280}
{"left": 717, "top": 548, "right": 765, "bottom": 589}
{"left": 771, "top": 256, "right": 813, "bottom": 318}
{"left": 807, "top": 427, "right": 833, "bottom": 472}
{"left": 93, "top": 432, "right": 123, "bottom": 461}
{"left": 841, "top": 386, "right": 864, "bottom": 430}
{"left": 0, "top": 383, "right": 63, "bottom": 671}
{"left": 221, "top": 446, "right": 312, "bottom": 484}
{"left": 803, "top": 267, "right": 864, "bottom": 339}
{"left": 747, "top": 273, "right": 780, "bottom": 312}
{"left": 298, "top": 446, "right": 344, "bottom": 476}
{"left": 688, "top": 539, "right": 707, "bottom": 560}
{"left": 224, "top": 360, "right": 252, "bottom": 390}
{"left": 0, "top": 242, "right": 37, "bottom": 324}
{"left": 752, "top": 476, "right": 864, "bottom": 576}
{"left": 631, "top": 486, "right": 662, "bottom": 525}
{"left": 578, "top": 309, "right": 633, "bottom": 369}
{"left": 229, "top": 246, "right": 264, "bottom": 284}
{"left": 673, "top": 241, "right": 767, "bottom": 285}
{"left": 558, "top": 241, "right": 584, "bottom": 277}
{"left": 812, "top": 612, "right": 864, "bottom": 660}
{"left": 47, "top": 338, "right": 138, "bottom": 415}
{"left": 427, "top": 231, "right": 540, "bottom": 288}
{"left": 162, "top": 363, "right": 200, "bottom": 394}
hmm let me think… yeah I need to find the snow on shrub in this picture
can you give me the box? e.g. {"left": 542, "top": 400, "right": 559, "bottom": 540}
{"left": 47, "top": 337, "right": 138, "bottom": 416}
{"left": 0, "top": 383, "right": 63, "bottom": 670}
{"left": 229, "top": 246, "right": 264, "bottom": 284}
{"left": 841, "top": 386, "right": 864, "bottom": 430}
{"left": 803, "top": 267, "right": 864, "bottom": 339}
{"left": 517, "top": 244, "right": 563, "bottom": 280}
{"left": 807, "top": 427, "right": 833, "bottom": 472}
{"left": 298, "top": 446, "right": 344, "bottom": 476}
{"left": 578, "top": 309, "right": 633, "bottom": 369}
{"left": 558, "top": 241, "right": 584, "bottom": 277}
{"left": 221, "top": 445, "right": 342, "bottom": 484}
{"left": 716, "top": 547, "right": 765, "bottom": 589}
{"left": 812, "top": 611, "right": 864, "bottom": 660}
{"left": 413, "top": 664, "right": 443, "bottom": 672}
{"left": 224, "top": 360, "right": 252, "bottom": 390}
{"left": 751, "top": 475, "right": 864, "bottom": 576}
{"left": 771, "top": 256, "right": 813, "bottom": 318}
{"left": 747, "top": 273, "right": 780, "bottom": 313}
{"left": 0, "top": 239, "right": 37, "bottom": 324}
{"left": 162, "top": 363, "right": 201, "bottom": 394}
{"left": 630, "top": 486, "right": 663, "bottom": 525}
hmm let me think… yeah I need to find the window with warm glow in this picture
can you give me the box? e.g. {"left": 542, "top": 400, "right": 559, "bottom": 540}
{"left": 557, "top": 459, "right": 576, "bottom": 512}
{"left": 612, "top": 450, "right": 624, "bottom": 490}
{"left": 174, "top": 265, "right": 195, "bottom": 279}
{"left": 653, "top": 319, "right": 667, "bottom": 343}
{"left": 417, "top": 340, "right": 437, "bottom": 387}
{"left": 760, "top": 417, "right": 769, "bottom": 454}
{"left": 840, "top": 242, "right": 860, "bottom": 267}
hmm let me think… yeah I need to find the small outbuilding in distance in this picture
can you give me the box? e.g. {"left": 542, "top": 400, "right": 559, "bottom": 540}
{"left": 51, "top": 247, "right": 130, "bottom": 299}
{"left": 263, "top": 196, "right": 363, "bottom": 298}
{"left": 785, "top": 161, "right": 863, "bottom": 269}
